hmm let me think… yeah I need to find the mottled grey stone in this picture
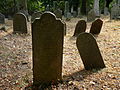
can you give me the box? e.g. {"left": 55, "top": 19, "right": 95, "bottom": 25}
{"left": 90, "top": 19, "right": 103, "bottom": 35}
{"left": 31, "top": 12, "right": 42, "bottom": 22}
{"left": 73, "top": 20, "right": 86, "bottom": 37}
{"left": 54, "top": 9, "right": 62, "bottom": 19}
{"left": 13, "top": 13, "right": 28, "bottom": 33}
{"left": 76, "top": 32, "right": 105, "bottom": 70}
{"left": 32, "top": 12, "right": 64, "bottom": 85}
{"left": 87, "top": 9, "right": 96, "bottom": 22}
{"left": 110, "top": 5, "right": 120, "bottom": 19}
{"left": 0, "top": 13, "right": 5, "bottom": 24}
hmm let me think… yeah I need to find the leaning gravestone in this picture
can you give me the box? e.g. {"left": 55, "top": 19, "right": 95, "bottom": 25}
{"left": 0, "top": 13, "right": 5, "bottom": 24}
{"left": 32, "top": 12, "right": 64, "bottom": 85}
{"left": 31, "top": 11, "right": 42, "bottom": 22}
{"left": 90, "top": 18, "right": 103, "bottom": 35}
{"left": 13, "top": 13, "right": 28, "bottom": 33}
{"left": 87, "top": 9, "right": 96, "bottom": 22}
{"left": 76, "top": 32, "right": 105, "bottom": 70}
{"left": 54, "top": 9, "right": 62, "bottom": 19}
{"left": 73, "top": 20, "right": 87, "bottom": 37}
{"left": 110, "top": 4, "right": 120, "bottom": 19}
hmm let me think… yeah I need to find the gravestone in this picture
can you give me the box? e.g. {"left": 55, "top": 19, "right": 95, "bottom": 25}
{"left": 73, "top": 20, "right": 87, "bottom": 37}
{"left": 64, "top": 1, "right": 70, "bottom": 17}
{"left": 54, "top": 9, "right": 62, "bottom": 19}
{"left": 77, "top": 7, "right": 81, "bottom": 18}
{"left": 104, "top": 7, "right": 110, "bottom": 16}
{"left": 31, "top": 12, "right": 42, "bottom": 22}
{"left": 87, "top": 9, "right": 96, "bottom": 22}
{"left": 110, "top": 4, "right": 120, "bottom": 19}
{"left": 76, "top": 32, "right": 105, "bottom": 70}
{"left": 0, "top": 13, "right": 5, "bottom": 24}
{"left": 90, "top": 19, "right": 103, "bottom": 35}
{"left": 13, "top": 13, "right": 28, "bottom": 33}
{"left": 32, "top": 12, "right": 64, "bottom": 85}
{"left": 93, "top": 0, "right": 100, "bottom": 17}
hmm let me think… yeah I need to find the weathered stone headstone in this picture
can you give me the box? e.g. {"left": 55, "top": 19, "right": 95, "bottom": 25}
{"left": 64, "top": 1, "right": 70, "bottom": 17}
{"left": 73, "top": 20, "right": 87, "bottom": 37}
{"left": 54, "top": 9, "right": 62, "bottom": 19}
{"left": 104, "top": 7, "right": 110, "bottom": 16}
{"left": 93, "top": 0, "right": 100, "bottom": 17}
{"left": 87, "top": 9, "right": 96, "bottom": 22}
{"left": 110, "top": 4, "right": 120, "bottom": 19}
{"left": 90, "top": 18, "right": 103, "bottom": 35}
{"left": 73, "top": 11, "right": 77, "bottom": 17}
{"left": 77, "top": 7, "right": 81, "bottom": 18}
{"left": 32, "top": 12, "right": 64, "bottom": 85}
{"left": 13, "top": 13, "right": 28, "bottom": 33}
{"left": 76, "top": 32, "right": 105, "bottom": 70}
{"left": 31, "top": 12, "right": 42, "bottom": 22}
{"left": 0, "top": 13, "right": 5, "bottom": 24}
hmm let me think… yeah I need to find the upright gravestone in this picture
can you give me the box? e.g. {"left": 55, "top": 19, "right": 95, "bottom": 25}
{"left": 110, "top": 4, "right": 120, "bottom": 19}
{"left": 31, "top": 11, "right": 42, "bottom": 22}
{"left": 73, "top": 20, "right": 87, "bottom": 37}
{"left": 104, "top": 7, "right": 109, "bottom": 16}
{"left": 13, "top": 13, "right": 28, "bottom": 33}
{"left": 77, "top": 7, "right": 81, "bottom": 18}
{"left": 87, "top": 9, "right": 96, "bottom": 22}
{"left": 32, "top": 12, "right": 64, "bottom": 85}
{"left": 64, "top": 1, "right": 70, "bottom": 17}
{"left": 90, "top": 18, "right": 103, "bottom": 35}
{"left": 76, "top": 32, "right": 105, "bottom": 70}
{"left": 54, "top": 9, "right": 62, "bottom": 19}
{"left": 0, "top": 13, "right": 5, "bottom": 24}
{"left": 93, "top": 0, "right": 100, "bottom": 17}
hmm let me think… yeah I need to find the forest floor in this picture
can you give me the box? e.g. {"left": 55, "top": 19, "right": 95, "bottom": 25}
{"left": 0, "top": 16, "right": 120, "bottom": 90}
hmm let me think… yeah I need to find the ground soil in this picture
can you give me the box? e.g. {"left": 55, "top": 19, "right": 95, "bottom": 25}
{"left": 0, "top": 16, "right": 120, "bottom": 90}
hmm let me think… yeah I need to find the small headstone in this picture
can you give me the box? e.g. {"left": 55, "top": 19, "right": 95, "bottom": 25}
{"left": 90, "top": 19, "right": 103, "bottom": 35}
{"left": 31, "top": 12, "right": 42, "bottom": 22}
{"left": 87, "top": 9, "right": 96, "bottom": 22}
{"left": 110, "top": 4, "right": 120, "bottom": 19}
{"left": 73, "top": 20, "right": 87, "bottom": 37}
{"left": 76, "top": 32, "right": 105, "bottom": 70}
{"left": 0, "top": 13, "right": 5, "bottom": 24}
{"left": 104, "top": 7, "right": 110, "bottom": 16}
{"left": 54, "top": 9, "right": 62, "bottom": 19}
{"left": 13, "top": 13, "right": 28, "bottom": 33}
{"left": 72, "top": 11, "right": 77, "bottom": 17}
{"left": 77, "top": 7, "right": 81, "bottom": 18}
{"left": 32, "top": 12, "right": 64, "bottom": 85}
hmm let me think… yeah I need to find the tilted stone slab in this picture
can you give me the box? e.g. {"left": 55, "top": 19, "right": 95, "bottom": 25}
{"left": 90, "top": 18, "right": 103, "bottom": 35}
{"left": 76, "top": 32, "right": 105, "bottom": 70}
{"left": 32, "top": 12, "right": 64, "bottom": 85}
{"left": 13, "top": 13, "right": 28, "bottom": 33}
{"left": 73, "top": 20, "right": 87, "bottom": 37}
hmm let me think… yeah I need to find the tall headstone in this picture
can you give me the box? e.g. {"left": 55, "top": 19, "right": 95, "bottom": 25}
{"left": 0, "top": 13, "right": 5, "bottom": 24}
{"left": 104, "top": 7, "right": 110, "bottom": 16}
{"left": 87, "top": 9, "right": 96, "bottom": 22}
{"left": 32, "top": 12, "right": 64, "bottom": 85}
{"left": 77, "top": 7, "right": 81, "bottom": 17}
{"left": 64, "top": 1, "right": 70, "bottom": 17}
{"left": 76, "top": 32, "right": 105, "bottom": 70}
{"left": 73, "top": 20, "right": 87, "bottom": 37}
{"left": 93, "top": 0, "right": 100, "bottom": 17}
{"left": 13, "top": 13, "right": 28, "bottom": 33}
{"left": 90, "top": 19, "right": 103, "bottom": 35}
{"left": 31, "top": 12, "right": 42, "bottom": 22}
{"left": 110, "top": 4, "right": 120, "bottom": 19}
{"left": 54, "top": 9, "right": 62, "bottom": 19}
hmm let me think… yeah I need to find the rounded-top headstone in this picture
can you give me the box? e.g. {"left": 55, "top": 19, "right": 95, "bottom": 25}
{"left": 76, "top": 32, "right": 105, "bottom": 70}
{"left": 87, "top": 9, "right": 96, "bottom": 22}
{"left": 90, "top": 18, "right": 103, "bottom": 35}
{"left": 13, "top": 13, "right": 28, "bottom": 33}
{"left": 32, "top": 12, "right": 64, "bottom": 85}
{"left": 73, "top": 20, "right": 87, "bottom": 37}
